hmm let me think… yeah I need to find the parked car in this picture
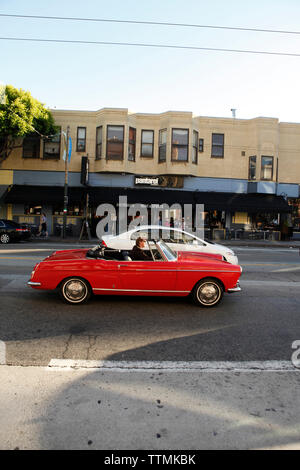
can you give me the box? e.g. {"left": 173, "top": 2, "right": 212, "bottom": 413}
{"left": 102, "top": 225, "right": 238, "bottom": 264}
{"left": 28, "top": 240, "right": 242, "bottom": 307}
{"left": 0, "top": 219, "right": 31, "bottom": 244}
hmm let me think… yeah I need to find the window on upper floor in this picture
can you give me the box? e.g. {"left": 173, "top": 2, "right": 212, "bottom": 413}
{"left": 261, "top": 156, "right": 273, "bottom": 180}
{"left": 141, "top": 130, "right": 154, "bottom": 158}
{"left": 76, "top": 127, "right": 86, "bottom": 152}
{"left": 43, "top": 127, "right": 61, "bottom": 159}
{"left": 22, "top": 133, "right": 40, "bottom": 158}
{"left": 159, "top": 129, "right": 167, "bottom": 163}
{"left": 106, "top": 125, "right": 124, "bottom": 160}
{"left": 171, "top": 129, "right": 189, "bottom": 162}
{"left": 95, "top": 126, "right": 102, "bottom": 160}
{"left": 199, "top": 138, "right": 204, "bottom": 153}
{"left": 192, "top": 130, "right": 198, "bottom": 164}
{"left": 249, "top": 156, "right": 257, "bottom": 180}
{"left": 211, "top": 133, "right": 224, "bottom": 158}
{"left": 128, "top": 127, "right": 136, "bottom": 161}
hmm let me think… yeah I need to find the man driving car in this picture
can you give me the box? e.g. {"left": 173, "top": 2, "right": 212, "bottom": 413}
{"left": 131, "top": 237, "right": 152, "bottom": 261}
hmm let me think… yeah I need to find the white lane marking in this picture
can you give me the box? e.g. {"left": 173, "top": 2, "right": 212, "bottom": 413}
{"left": 0, "top": 341, "right": 6, "bottom": 365}
{"left": 47, "top": 359, "right": 296, "bottom": 371}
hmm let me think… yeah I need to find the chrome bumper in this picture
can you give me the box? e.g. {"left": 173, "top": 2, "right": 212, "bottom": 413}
{"left": 27, "top": 281, "right": 41, "bottom": 286}
{"left": 228, "top": 282, "right": 241, "bottom": 293}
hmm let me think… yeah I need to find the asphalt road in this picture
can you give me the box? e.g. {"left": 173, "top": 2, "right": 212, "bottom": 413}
{"left": 0, "top": 243, "right": 299, "bottom": 367}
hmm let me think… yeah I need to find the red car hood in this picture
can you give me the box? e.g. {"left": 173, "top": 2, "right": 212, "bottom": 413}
{"left": 45, "top": 249, "right": 89, "bottom": 261}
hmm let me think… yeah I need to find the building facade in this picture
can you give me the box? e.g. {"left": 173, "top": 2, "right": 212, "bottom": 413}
{"left": 0, "top": 108, "right": 299, "bottom": 238}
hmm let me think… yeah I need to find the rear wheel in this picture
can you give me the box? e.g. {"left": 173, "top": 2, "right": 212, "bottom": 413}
{"left": 0, "top": 233, "right": 10, "bottom": 244}
{"left": 192, "top": 278, "right": 223, "bottom": 307}
{"left": 59, "top": 277, "right": 91, "bottom": 305}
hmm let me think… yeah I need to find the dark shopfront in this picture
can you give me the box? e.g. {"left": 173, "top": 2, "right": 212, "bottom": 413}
{"left": 2, "top": 185, "right": 291, "bottom": 239}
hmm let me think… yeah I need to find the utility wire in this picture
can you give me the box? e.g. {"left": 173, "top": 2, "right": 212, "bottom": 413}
{"left": 0, "top": 13, "right": 300, "bottom": 36}
{"left": 0, "top": 36, "right": 300, "bottom": 57}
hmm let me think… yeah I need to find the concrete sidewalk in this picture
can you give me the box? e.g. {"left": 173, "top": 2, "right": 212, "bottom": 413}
{"left": 0, "top": 364, "right": 300, "bottom": 450}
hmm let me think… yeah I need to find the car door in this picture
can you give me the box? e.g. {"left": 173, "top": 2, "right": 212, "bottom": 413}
{"left": 118, "top": 258, "right": 177, "bottom": 293}
{"left": 87, "top": 258, "right": 121, "bottom": 292}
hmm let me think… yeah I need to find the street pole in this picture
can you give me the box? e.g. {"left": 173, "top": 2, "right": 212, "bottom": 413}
{"left": 62, "top": 125, "right": 70, "bottom": 238}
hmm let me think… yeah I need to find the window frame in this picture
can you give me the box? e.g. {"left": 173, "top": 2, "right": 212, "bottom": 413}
{"left": 211, "top": 133, "right": 225, "bottom": 158}
{"left": 22, "top": 133, "right": 40, "bottom": 159}
{"left": 192, "top": 130, "right": 198, "bottom": 164}
{"left": 95, "top": 126, "right": 102, "bottom": 160}
{"left": 198, "top": 138, "right": 204, "bottom": 153}
{"left": 248, "top": 155, "right": 257, "bottom": 181}
{"left": 43, "top": 127, "right": 61, "bottom": 160}
{"left": 158, "top": 128, "right": 167, "bottom": 163}
{"left": 128, "top": 127, "right": 136, "bottom": 162}
{"left": 76, "top": 126, "right": 86, "bottom": 152}
{"left": 261, "top": 155, "right": 274, "bottom": 181}
{"left": 171, "top": 128, "right": 189, "bottom": 162}
{"left": 141, "top": 129, "right": 154, "bottom": 158}
{"left": 106, "top": 125, "right": 125, "bottom": 161}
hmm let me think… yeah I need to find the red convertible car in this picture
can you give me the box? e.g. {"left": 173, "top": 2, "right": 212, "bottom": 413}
{"left": 28, "top": 240, "right": 242, "bottom": 307}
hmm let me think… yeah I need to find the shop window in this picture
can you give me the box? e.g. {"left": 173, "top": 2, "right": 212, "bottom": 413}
{"left": 106, "top": 125, "right": 124, "bottom": 160}
{"left": 192, "top": 130, "right": 198, "bottom": 164}
{"left": 95, "top": 126, "right": 102, "bottom": 160}
{"left": 159, "top": 129, "right": 167, "bottom": 162}
{"left": 249, "top": 156, "right": 257, "bottom": 180}
{"left": 199, "top": 138, "right": 204, "bottom": 153}
{"left": 232, "top": 212, "right": 250, "bottom": 224}
{"left": 23, "top": 134, "right": 40, "bottom": 158}
{"left": 261, "top": 156, "right": 273, "bottom": 180}
{"left": 211, "top": 133, "right": 224, "bottom": 158}
{"left": 171, "top": 129, "right": 189, "bottom": 162}
{"left": 43, "top": 127, "right": 61, "bottom": 159}
{"left": 141, "top": 130, "right": 154, "bottom": 158}
{"left": 128, "top": 127, "right": 136, "bottom": 161}
{"left": 76, "top": 127, "right": 86, "bottom": 152}
{"left": 24, "top": 205, "right": 42, "bottom": 215}
{"left": 52, "top": 204, "right": 83, "bottom": 216}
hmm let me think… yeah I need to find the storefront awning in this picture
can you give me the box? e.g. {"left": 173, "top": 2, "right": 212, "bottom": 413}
{"left": 194, "top": 192, "right": 291, "bottom": 213}
{"left": 3, "top": 185, "right": 291, "bottom": 213}
{"left": 3, "top": 185, "right": 86, "bottom": 205}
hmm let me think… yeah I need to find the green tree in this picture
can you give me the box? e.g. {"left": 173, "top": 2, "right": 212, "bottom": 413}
{"left": 0, "top": 85, "right": 57, "bottom": 165}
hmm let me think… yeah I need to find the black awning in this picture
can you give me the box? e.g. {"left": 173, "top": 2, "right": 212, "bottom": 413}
{"left": 3, "top": 185, "right": 291, "bottom": 213}
{"left": 88, "top": 187, "right": 196, "bottom": 206}
{"left": 194, "top": 192, "right": 290, "bottom": 213}
{"left": 3, "top": 185, "right": 87, "bottom": 205}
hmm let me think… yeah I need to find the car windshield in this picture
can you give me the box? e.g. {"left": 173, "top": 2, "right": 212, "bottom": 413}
{"left": 156, "top": 240, "right": 177, "bottom": 261}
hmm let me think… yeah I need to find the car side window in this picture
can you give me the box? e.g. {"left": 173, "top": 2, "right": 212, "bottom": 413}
{"left": 0, "top": 221, "right": 4, "bottom": 227}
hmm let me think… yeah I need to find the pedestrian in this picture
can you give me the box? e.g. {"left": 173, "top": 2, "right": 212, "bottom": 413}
{"left": 40, "top": 212, "right": 48, "bottom": 238}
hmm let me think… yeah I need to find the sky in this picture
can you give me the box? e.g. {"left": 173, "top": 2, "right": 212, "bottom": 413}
{"left": 1, "top": 0, "right": 300, "bottom": 122}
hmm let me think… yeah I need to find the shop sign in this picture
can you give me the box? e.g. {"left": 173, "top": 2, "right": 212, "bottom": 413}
{"left": 134, "top": 175, "right": 184, "bottom": 188}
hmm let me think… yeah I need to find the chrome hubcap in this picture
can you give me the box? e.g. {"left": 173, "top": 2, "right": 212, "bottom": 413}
{"left": 64, "top": 280, "right": 87, "bottom": 302}
{"left": 0, "top": 234, "right": 9, "bottom": 243}
{"left": 198, "top": 283, "right": 220, "bottom": 305}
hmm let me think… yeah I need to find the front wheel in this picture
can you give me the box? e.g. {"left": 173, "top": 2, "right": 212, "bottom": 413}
{"left": 0, "top": 233, "right": 10, "bottom": 244}
{"left": 192, "top": 278, "right": 223, "bottom": 307}
{"left": 59, "top": 277, "right": 91, "bottom": 305}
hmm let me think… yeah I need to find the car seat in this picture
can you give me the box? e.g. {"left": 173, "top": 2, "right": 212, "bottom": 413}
{"left": 122, "top": 251, "right": 132, "bottom": 261}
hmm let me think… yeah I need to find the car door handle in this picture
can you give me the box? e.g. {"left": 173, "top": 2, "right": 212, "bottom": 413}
{"left": 118, "top": 264, "right": 131, "bottom": 267}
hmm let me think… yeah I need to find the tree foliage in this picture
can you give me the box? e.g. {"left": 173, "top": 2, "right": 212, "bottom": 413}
{"left": 0, "top": 85, "right": 57, "bottom": 164}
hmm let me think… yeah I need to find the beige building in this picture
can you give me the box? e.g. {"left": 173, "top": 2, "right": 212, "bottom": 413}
{"left": 0, "top": 108, "right": 299, "bottom": 238}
